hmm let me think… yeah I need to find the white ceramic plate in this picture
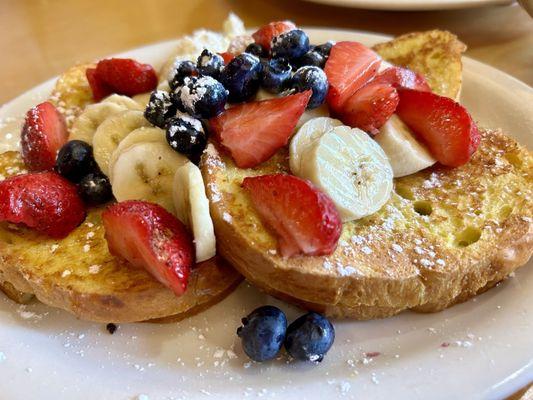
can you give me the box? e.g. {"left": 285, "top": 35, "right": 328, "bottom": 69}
{"left": 304, "top": 0, "right": 514, "bottom": 10}
{"left": 0, "top": 29, "right": 532, "bottom": 400}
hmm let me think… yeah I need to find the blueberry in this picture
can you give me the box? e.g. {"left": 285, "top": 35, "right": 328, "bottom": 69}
{"left": 245, "top": 43, "right": 266, "bottom": 58}
{"left": 78, "top": 172, "right": 113, "bottom": 205}
{"left": 165, "top": 113, "right": 207, "bottom": 157}
{"left": 168, "top": 60, "right": 198, "bottom": 91}
{"left": 174, "top": 76, "right": 227, "bottom": 119}
{"left": 56, "top": 140, "right": 97, "bottom": 183}
{"left": 261, "top": 58, "right": 292, "bottom": 93}
{"left": 196, "top": 49, "right": 225, "bottom": 80}
{"left": 284, "top": 312, "right": 334, "bottom": 362}
{"left": 313, "top": 41, "right": 335, "bottom": 58}
{"left": 294, "top": 51, "right": 326, "bottom": 69}
{"left": 291, "top": 66, "right": 329, "bottom": 109}
{"left": 271, "top": 29, "right": 310, "bottom": 61}
{"left": 237, "top": 306, "right": 287, "bottom": 362}
{"left": 221, "top": 53, "right": 262, "bottom": 103}
{"left": 144, "top": 90, "right": 177, "bottom": 128}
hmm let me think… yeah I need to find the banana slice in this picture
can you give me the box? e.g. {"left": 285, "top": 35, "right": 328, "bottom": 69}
{"left": 289, "top": 117, "right": 343, "bottom": 176}
{"left": 102, "top": 94, "right": 144, "bottom": 111}
{"left": 132, "top": 92, "right": 152, "bottom": 108}
{"left": 70, "top": 102, "right": 128, "bottom": 143}
{"left": 375, "top": 115, "right": 436, "bottom": 177}
{"left": 301, "top": 125, "right": 393, "bottom": 222}
{"left": 173, "top": 162, "right": 216, "bottom": 262}
{"left": 92, "top": 110, "right": 151, "bottom": 176}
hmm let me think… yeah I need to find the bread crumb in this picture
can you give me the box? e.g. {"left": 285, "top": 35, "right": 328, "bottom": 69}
{"left": 61, "top": 270, "right": 71, "bottom": 277}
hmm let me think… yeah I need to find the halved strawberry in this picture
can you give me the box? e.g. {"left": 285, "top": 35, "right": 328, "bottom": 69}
{"left": 95, "top": 58, "right": 158, "bottom": 97}
{"left": 210, "top": 91, "right": 311, "bottom": 168}
{"left": 86, "top": 67, "right": 112, "bottom": 101}
{"left": 252, "top": 21, "right": 296, "bottom": 51}
{"left": 242, "top": 174, "right": 342, "bottom": 257}
{"left": 0, "top": 172, "right": 85, "bottom": 238}
{"left": 373, "top": 66, "right": 431, "bottom": 92}
{"left": 324, "top": 41, "right": 381, "bottom": 112}
{"left": 102, "top": 201, "right": 194, "bottom": 296}
{"left": 337, "top": 82, "right": 399, "bottom": 135}
{"left": 396, "top": 89, "right": 480, "bottom": 167}
{"left": 20, "top": 102, "right": 68, "bottom": 171}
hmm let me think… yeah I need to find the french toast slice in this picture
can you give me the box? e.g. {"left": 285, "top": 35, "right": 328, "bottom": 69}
{"left": 201, "top": 31, "right": 532, "bottom": 319}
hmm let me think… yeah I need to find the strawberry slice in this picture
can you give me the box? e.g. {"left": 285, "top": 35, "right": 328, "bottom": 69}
{"left": 95, "top": 58, "right": 158, "bottom": 97}
{"left": 210, "top": 91, "right": 311, "bottom": 168}
{"left": 396, "top": 89, "right": 480, "bottom": 167}
{"left": 218, "top": 52, "right": 235, "bottom": 65}
{"left": 337, "top": 82, "right": 399, "bottom": 135}
{"left": 324, "top": 41, "right": 381, "bottom": 112}
{"left": 0, "top": 172, "right": 85, "bottom": 238}
{"left": 20, "top": 102, "right": 68, "bottom": 171}
{"left": 373, "top": 66, "right": 431, "bottom": 92}
{"left": 242, "top": 174, "right": 342, "bottom": 257}
{"left": 86, "top": 67, "right": 113, "bottom": 101}
{"left": 102, "top": 201, "right": 194, "bottom": 296}
{"left": 252, "top": 21, "right": 296, "bottom": 51}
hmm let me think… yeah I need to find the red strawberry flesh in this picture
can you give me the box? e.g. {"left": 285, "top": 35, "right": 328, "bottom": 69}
{"left": 373, "top": 66, "right": 431, "bottom": 92}
{"left": 86, "top": 67, "right": 113, "bottom": 101}
{"left": 95, "top": 58, "right": 158, "bottom": 97}
{"left": 243, "top": 174, "right": 342, "bottom": 257}
{"left": 252, "top": 21, "right": 296, "bottom": 51}
{"left": 102, "top": 201, "right": 194, "bottom": 296}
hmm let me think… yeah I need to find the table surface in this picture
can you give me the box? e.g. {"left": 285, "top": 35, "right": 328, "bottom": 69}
{"left": 0, "top": 0, "right": 531, "bottom": 397}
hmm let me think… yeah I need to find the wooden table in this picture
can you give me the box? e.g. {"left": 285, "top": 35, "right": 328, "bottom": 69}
{"left": 0, "top": 0, "right": 531, "bottom": 397}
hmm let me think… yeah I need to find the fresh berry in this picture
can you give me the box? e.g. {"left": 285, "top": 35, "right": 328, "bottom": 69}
{"left": 197, "top": 49, "right": 225, "bottom": 80}
{"left": 290, "top": 66, "right": 329, "bottom": 109}
{"left": 0, "top": 172, "right": 85, "bottom": 238}
{"left": 337, "top": 82, "right": 399, "bottom": 135}
{"left": 313, "top": 41, "right": 335, "bottom": 58}
{"left": 245, "top": 43, "right": 266, "bottom": 58}
{"left": 221, "top": 53, "right": 263, "bottom": 103}
{"left": 210, "top": 91, "right": 311, "bottom": 168}
{"left": 56, "top": 140, "right": 97, "bottom": 183}
{"left": 95, "top": 58, "right": 158, "bottom": 97}
{"left": 324, "top": 41, "right": 381, "bottom": 112}
{"left": 218, "top": 52, "right": 235, "bottom": 65}
{"left": 251, "top": 21, "right": 296, "bottom": 52}
{"left": 78, "top": 173, "right": 113, "bottom": 205}
{"left": 271, "top": 29, "right": 310, "bottom": 61}
{"left": 261, "top": 58, "right": 292, "bottom": 93}
{"left": 284, "top": 312, "right": 335, "bottom": 362}
{"left": 396, "top": 89, "right": 480, "bottom": 167}
{"left": 175, "top": 76, "right": 227, "bottom": 119}
{"left": 168, "top": 60, "right": 198, "bottom": 91}
{"left": 237, "top": 306, "right": 287, "bottom": 362}
{"left": 166, "top": 113, "right": 207, "bottom": 157}
{"left": 242, "top": 174, "right": 342, "bottom": 257}
{"left": 294, "top": 50, "right": 326, "bottom": 69}
{"left": 102, "top": 200, "right": 194, "bottom": 296}
{"left": 144, "top": 90, "right": 177, "bottom": 128}
{"left": 20, "top": 102, "right": 68, "bottom": 171}
{"left": 373, "top": 66, "right": 431, "bottom": 92}
{"left": 86, "top": 67, "right": 112, "bottom": 101}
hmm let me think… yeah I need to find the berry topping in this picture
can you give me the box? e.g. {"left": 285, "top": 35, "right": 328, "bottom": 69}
{"left": 252, "top": 21, "right": 296, "bottom": 52}
{"left": 271, "top": 29, "right": 310, "bottom": 61}
{"left": 86, "top": 68, "right": 112, "bottom": 101}
{"left": 373, "top": 66, "right": 431, "bottom": 92}
{"left": 0, "top": 172, "right": 85, "bottom": 238}
{"left": 337, "top": 82, "right": 399, "bottom": 135}
{"left": 168, "top": 60, "right": 198, "bottom": 91}
{"left": 242, "top": 174, "right": 342, "bottom": 257}
{"left": 175, "top": 76, "right": 227, "bottom": 119}
{"left": 284, "top": 312, "right": 335, "bottom": 362}
{"left": 290, "top": 66, "right": 329, "bottom": 109}
{"left": 102, "top": 200, "right": 194, "bottom": 296}
{"left": 261, "top": 58, "right": 292, "bottom": 93}
{"left": 218, "top": 52, "right": 235, "bottom": 65}
{"left": 196, "top": 49, "right": 225, "bottom": 80}
{"left": 78, "top": 172, "right": 113, "bottom": 205}
{"left": 324, "top": 41, "right": 381, "bottom": 112}
{"left": 237, "top": 306, "right": 287, "bottom": 362}
{"left": 95, "top": 58, "right": 158, "bottom": 97}
{"left": 166, "top": 113, "right": 207, "bottom": 157}
{"left": 210, "top": 91, "right": 311, "bottom": 168}
{"left": 245, "top": 43, "right": 267, "bottom": 58}
{"left": 221, "top": 53, "right": 263, "bottom": 103}
{"left": 396, "top": 89, "right": 480, "bottom": 167}
{"left": 313, "top": 41, "right": 335, "bottom": 58}
{"left": 56, "top": 140, "right": 97, "bottom": 183}
{"left": 20, "top": 102, "right": 68, "bottom": 172}
{"left": 144, "top": 90, "right": 177, "bottom": 128}
{"left": 294, "top": 50, "right": 326, "bottom": 69}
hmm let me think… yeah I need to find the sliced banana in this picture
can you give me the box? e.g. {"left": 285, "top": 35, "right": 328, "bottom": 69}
{"left": 301, "top": 125, "right": 393, "bottom": 222}
{"left": 375, "top": 115, "right": 436, "bottom": 178}
{"left": 289, "top": 117, "right": 343, "bottom": 176}
{"left": 132, "top": 92, "right": 152, "bottom": 108}
{"left": 173, "top": 162, "right": 216, "bottom": 262}
{"left": 92, "top": 110, "right": 151, "bottom": 176}
{"left": 102, "top": 94, "right": 144, "bottom": 110}
{"left": 70, "top": 102, "right": 128, "bottom": 143}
